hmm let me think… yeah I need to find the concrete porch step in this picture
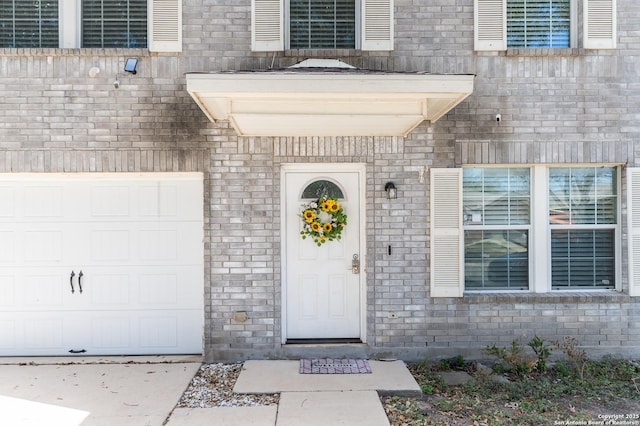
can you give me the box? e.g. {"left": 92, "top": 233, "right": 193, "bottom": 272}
{"left": 233, "top": 359, "right": 422, "bottom": 395}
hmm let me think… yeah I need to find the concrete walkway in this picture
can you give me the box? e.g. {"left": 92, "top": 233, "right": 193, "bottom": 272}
{"left": 169, "top": 360, "right": 421, "bottom": 426}
{"left": 0, "top": 356, "right": 201, "bottom": 426}
{"left": 0, "top": 357, "right": 421, "bottom": 426}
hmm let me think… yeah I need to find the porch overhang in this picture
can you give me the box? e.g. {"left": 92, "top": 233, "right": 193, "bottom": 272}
{"left": 186, "top": 67, "right": 475, "bottom": 137}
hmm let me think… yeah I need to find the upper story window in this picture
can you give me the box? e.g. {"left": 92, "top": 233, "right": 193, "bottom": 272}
{"left": 289, "top": 0, "right": 356, "bottom": 49}
{"left": 0, "top": 0, "right": 59, "bottom": 48}
{"left": 0, "top": 0, "right": 181, "bottom": 52}
{"left": 507, "top": 0, "right": 570, "bottom": 48}
{"left": 252, "top": 0, "right": 393, "bottom": 52}
{"left": 82, "top": 0, "right": 147, "bottom": 48}
{"left": 474, "top": 0, "right": 616, "bottom": 50}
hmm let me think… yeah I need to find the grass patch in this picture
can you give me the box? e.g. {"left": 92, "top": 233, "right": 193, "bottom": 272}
{"left": 383, "top": 355, "right": 640, "bottom": 425}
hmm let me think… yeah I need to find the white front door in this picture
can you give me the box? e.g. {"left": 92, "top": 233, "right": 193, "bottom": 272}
{"left": 283, "top": 164, "right": 365, "bottom": 341}
{"left": 0, "top": 173, "right": 204, "bottom": 356}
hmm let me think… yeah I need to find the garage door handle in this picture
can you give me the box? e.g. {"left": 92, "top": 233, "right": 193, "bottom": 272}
{"left": 70, "top": 271, "right": 75, "bottom": 294}
{"left": 78, "top": 270, "right": 83, "bottom": 294}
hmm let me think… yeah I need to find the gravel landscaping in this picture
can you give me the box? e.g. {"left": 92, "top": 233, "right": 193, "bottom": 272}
{"left": 176, "top": 363, "right": 279, "bottom": 408}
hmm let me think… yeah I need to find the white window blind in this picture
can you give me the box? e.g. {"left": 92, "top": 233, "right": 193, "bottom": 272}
{"left": 507, "top": 0, "right": 570, "bottom": 48}
{"left": 549, "top": 167, "right": 616, "bottom": 289}
{"left": 289, "top": 0, "right": 356, "bottom": 49}
{"left": 0, "top": 0, "right": 59, "bottom": 48}
{"left": 82, "top": 0, "right": 147, "bottom": 48}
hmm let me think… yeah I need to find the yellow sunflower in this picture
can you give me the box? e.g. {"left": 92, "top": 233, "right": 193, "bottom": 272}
{"left": 310, "top": 221, "right": 321, "bottom": 232}
{"left": 330, "top": 202, "right": 340, "bottom": 212}
{"left": 323, "top": 223, "right": 333, "bottom": 232}
{"left": 303, "top": 209, "right": 316, "bottom": 223}
{"left": 321, "top": 200, "right": 331, "bottom": 212}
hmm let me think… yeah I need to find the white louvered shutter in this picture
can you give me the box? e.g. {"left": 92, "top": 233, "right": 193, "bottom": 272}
{"left": 430, "top": 169, "right": 464, "bottom": 298}
{"left": 474, "top": 0, "right": 506, "bottom": 51}
{"left": 252, "top": 0, "right": 284, "bottom": 52}
{"left": 149, "top": 0, "right": 182, "bottom": 52}
{"left": 361, "top": 0, "right": 393, "bottom": 51}
{"left": 628, "top": 168, "right": 640, "bottom": 296}
{"left": 584, "top": 0, "right": 616, "bottom": 49}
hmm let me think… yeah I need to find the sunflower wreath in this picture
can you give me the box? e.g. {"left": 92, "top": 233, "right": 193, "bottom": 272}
{"left": 299, "top": 196, "right": 347, "bottom": 246}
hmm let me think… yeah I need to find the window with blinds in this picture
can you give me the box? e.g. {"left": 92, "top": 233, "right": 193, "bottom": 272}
{"left": 507, "top": 0, "right": 570, "bottom": 48}
{"left": 550, "top": 167, "right": 616, "bottom": 289}
{"left": 463, "top": 168, "right": 531, "bottom": 290}
{"left": 82, "top": 0, "right": 147, "bottom": 48}
{"left": 289, "top": 0, "right": 356, "bottom": 49}
{"left": 0, "top": 0, "right": 59, "bottom": 48}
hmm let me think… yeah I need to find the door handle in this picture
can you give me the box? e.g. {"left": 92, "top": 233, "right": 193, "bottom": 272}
{"left": 70, "top": 271, "right": 75, "bottom": 294}
{"left": 351, "top": 254, "right": 360, "bottom": 274}
{"left": 78, "top": 270, "right": 83, "bottom": 294}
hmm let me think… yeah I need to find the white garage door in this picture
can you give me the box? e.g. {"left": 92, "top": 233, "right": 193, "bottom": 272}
{"left": 0, "top": 173, "right": 204, "bottom": 356}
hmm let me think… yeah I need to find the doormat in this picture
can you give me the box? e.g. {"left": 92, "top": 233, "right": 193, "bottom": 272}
{"left": 299, "top": 358, "right": 372, "bottom": 374}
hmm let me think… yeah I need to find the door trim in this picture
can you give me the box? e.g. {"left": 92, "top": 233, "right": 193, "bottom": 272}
{"left": 280, "top": 163, "right": 367, "bottom": 344}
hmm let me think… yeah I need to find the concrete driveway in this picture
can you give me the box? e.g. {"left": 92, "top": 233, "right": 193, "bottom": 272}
{"left": 0, "top": 356, "right": 201, "bottom": 426}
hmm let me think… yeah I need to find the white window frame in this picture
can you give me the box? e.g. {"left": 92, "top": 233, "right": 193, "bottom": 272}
{"left": 462, "top": 167, "right": 532, "bottom": 293}
{"left": 505, "top": 0, "right": 576, "bottom": 49}
{"left": 431, "top": 165, "right": 622, "bottom": 297}
{"left": 543, "top": 165, "right": 621, "bottom": 292}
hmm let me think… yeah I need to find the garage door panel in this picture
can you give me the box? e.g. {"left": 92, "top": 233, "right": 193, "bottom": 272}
{"left": 0, "top": 186, "right": 15, "bottom": 217}
{"left": 87, "top": 274, "right": 130, "bottom": 306}
{"left": 24, "top": 230, "right": 64, "bottom": 263}
{"left": 90, "top": 186, "right": 131, "bottom": 218}
{"left": 139, "top": 274, "right": 178, "bottom": 306}
{"left": 90, "top": 229, "right": 131, "bottom": 262}
{"left": 24, "top": 317, "right": 65, "bottom": 350}
{"left": 0, "top": 231, "right": 15, "bottom": 262}
{"left": 0, "top": 276, "right": 15, "bottom": 306}
{"left": 137, "top": 180, "right": 203, "bottom": 220}
{"left": 138, "top": 266, "right": 202, "bottom": 307}
{"left": 24, "top": 186, "right": 64, "bottom": 218}
{"left": 90, "top": 317, "right": 131, "bottom": 349}
{"left": 138, "top": 229, "right": 179, "bottom": 261}
{"left": 138, "top": 184, "right": 178, "bottom": 217}
{"left": 0, "top": 320, "right": 16, "bottom": 349}
{"left": 24, "top": 273, "right": 67, "bottom": 308}
{"left": 139, "top": 316, "right": 178, "bottom": 348}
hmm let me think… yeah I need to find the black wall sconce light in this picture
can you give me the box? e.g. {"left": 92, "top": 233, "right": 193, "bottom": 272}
{"left": 385, "top": 182, "right": 397, "bottom": 199}
{"left": 124, "top": 58, "right": 138, "bottom": 75}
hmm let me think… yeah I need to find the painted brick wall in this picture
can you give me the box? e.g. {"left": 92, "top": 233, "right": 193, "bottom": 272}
{"left": 0, "top": 0, "right": 639, "bottom": 361}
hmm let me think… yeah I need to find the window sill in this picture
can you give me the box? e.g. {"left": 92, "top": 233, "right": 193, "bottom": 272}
{"left": 476, "top": 48, "right": 615, "bottom": 57}
{"left": 0, "top": 47, "right": 150, "bottom": 57}
{"left": 284, "top": 49, "right": 363, "bottom": 58}
{"left": 461, "top": 290, "right": 630, "bottom": 304}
